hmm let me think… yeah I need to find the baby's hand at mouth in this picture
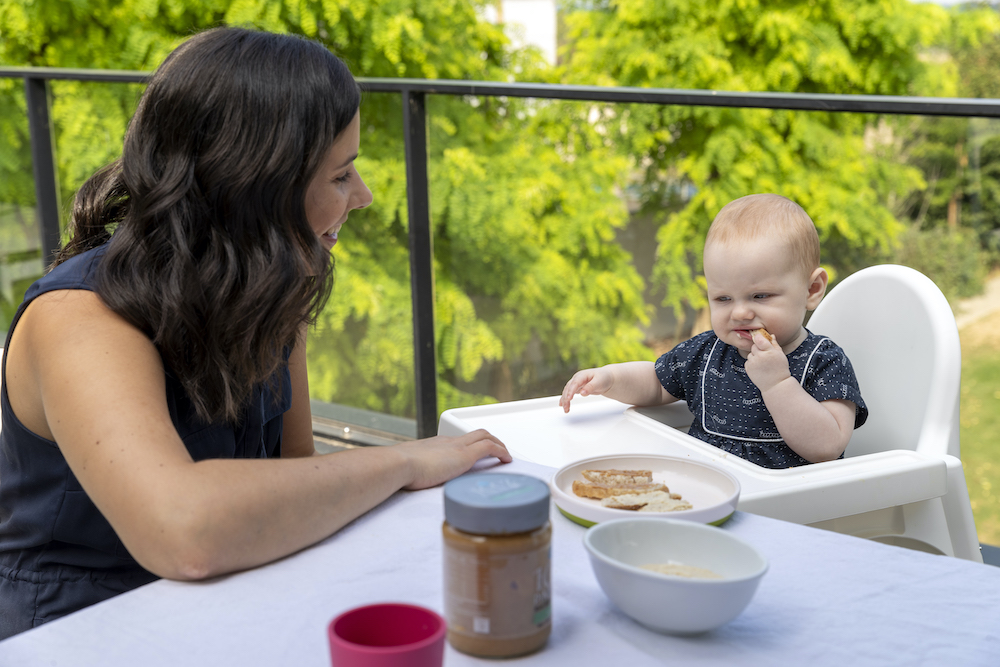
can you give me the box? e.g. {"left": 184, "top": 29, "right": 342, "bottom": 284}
{"left": 745, "top": 328, "right": 790, "bottom": 392}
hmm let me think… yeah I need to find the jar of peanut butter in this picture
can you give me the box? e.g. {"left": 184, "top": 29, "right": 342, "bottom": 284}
{"left": 442, "top": 473, "right": 552, "bottom": 658}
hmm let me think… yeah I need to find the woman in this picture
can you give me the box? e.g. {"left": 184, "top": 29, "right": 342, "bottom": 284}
{"left": 0, "top": 27, "right": 509, "bottom": 638}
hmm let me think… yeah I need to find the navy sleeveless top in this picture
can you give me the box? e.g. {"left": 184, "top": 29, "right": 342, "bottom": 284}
{"left": 0, "top": 245, "right": 292, "bottom": 638}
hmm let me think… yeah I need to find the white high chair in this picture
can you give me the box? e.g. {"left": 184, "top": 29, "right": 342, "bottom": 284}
{"left": 728, "top": 264, "right": 979, "bottom": 560}
{"left": 439, "top": 265, "right": 983, "bottom": 562}
{"left": 632, "top": 264, "right": 979, "bottom": 560}
{"left": 808, "top": 264, "right": 961, "bottom": 461}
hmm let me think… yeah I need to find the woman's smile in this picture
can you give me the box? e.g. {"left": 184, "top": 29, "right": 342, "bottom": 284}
{"left": 304, "top": 112, "right": 373, "bottom": 251}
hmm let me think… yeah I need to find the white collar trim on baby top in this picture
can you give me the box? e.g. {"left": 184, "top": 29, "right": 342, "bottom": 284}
{"left": 699, "top": 334, "right": 830, "bottom": 443}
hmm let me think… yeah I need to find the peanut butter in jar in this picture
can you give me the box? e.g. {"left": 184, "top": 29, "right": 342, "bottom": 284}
{"left": 442, "top": 473, "right": 552, "bottom": 658}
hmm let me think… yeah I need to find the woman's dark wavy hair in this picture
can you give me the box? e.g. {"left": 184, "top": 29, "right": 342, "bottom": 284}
{"left": 56, "top": 27, "right": 360, "bottom": 424}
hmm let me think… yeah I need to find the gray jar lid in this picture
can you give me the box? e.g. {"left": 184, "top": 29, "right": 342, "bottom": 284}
{"left": 444, "top": 473, "right": 550, "bottom": 535}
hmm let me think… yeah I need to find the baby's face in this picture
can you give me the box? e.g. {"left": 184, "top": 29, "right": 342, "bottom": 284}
{"left": 703, "top": 238, "right": 820, "bottom": 358}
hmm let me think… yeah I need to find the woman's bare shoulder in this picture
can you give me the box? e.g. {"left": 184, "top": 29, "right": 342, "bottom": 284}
{"left": 8, "top": 288, "right": 167, "bottom": 441}
{"left": 19, "top": 288, "right": 154, "bottom": 353}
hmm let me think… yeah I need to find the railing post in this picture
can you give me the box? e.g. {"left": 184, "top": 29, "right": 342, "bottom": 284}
{"left": 24, "top": 77, "right": 62, "bottom": 267}
{"left": 402, "top": 89, "right": 438, "bottom": 438}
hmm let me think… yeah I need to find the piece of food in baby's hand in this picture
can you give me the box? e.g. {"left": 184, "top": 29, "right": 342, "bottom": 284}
{"left": 752, "top": 328, "right": 773, "bottom": 343}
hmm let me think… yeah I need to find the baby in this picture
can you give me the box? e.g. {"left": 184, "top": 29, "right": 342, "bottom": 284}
{"left": 560, "top": 194, "right": 868, "bottom": 468}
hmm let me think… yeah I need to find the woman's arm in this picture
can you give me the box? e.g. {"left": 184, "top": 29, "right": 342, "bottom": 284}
{"left": 280, "top": 324, "right": 318, "bottom": 458}
{"left": 10, "top": 290, "right": 510, "bottom": 581}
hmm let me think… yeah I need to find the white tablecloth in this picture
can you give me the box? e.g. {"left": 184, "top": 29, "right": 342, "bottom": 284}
{"left": 1, "top": 458, "right": 998, "bottom": 666}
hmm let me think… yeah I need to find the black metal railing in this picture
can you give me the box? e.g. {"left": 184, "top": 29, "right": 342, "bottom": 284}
{"left": 5, "top": 66, "right": 1000, "bottom": 437}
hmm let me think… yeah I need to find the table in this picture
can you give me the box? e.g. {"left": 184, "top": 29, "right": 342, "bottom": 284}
{"left": 439, "top": 395, "right": 982, "bottom": 562}
{"left": 1, "top": 458, "right": 998, "bottom": 666}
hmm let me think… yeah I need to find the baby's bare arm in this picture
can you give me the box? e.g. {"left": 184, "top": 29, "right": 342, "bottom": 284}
{"left": 560, "top": 361, "right": 677, "bottom": 413}
{"left": 745, "top": 331, "right": 854, "bottom": 462}
{"left": 760, "top": 381, "right": 856, "bottom": 462}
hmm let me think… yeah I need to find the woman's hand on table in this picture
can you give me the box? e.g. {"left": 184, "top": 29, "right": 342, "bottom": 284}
{"left": 397, "top": 429, "right": 512, "bottom": 490}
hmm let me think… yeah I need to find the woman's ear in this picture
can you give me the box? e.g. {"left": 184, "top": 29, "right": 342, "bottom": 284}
{"left": 806, "top": 267, "right": 829, "bottom": 310}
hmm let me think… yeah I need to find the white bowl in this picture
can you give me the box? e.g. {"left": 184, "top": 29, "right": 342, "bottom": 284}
{"left": 584, "top": 518, "right": 768, "bottom": 634}
{"left": 551, "top": 454, "right": 740, "bottom": 527}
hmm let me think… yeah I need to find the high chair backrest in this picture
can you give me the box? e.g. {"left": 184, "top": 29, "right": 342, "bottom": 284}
{"left": 807, "top": 265, "right": 961, "bottom": 459}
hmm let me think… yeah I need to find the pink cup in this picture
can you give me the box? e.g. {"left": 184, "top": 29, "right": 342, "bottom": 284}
{"left": 328, "top": 603, "right": 447, "bottom": 667}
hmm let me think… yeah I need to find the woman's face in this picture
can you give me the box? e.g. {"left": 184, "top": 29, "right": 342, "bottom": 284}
{"left": 304, "top": 111, "right": 373, "bottom": 251}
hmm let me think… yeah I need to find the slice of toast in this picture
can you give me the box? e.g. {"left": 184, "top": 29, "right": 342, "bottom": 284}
{"left": 572, "top": 480, "right": 669, "bottom": 500}
{"left": 753, "top": 328, "right": 773, "bottom": 343}
{"left": 581, "top": 469, "right": 653, "bottom": 485}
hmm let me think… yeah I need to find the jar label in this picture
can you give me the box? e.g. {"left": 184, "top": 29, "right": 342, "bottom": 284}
{"left": 444, "top": 546, "right": 551, "bottom": 639}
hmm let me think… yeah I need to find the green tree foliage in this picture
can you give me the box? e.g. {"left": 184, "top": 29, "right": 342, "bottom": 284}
{"left": 889, "top": 6, "right": 1000, "bottom": 266}
{"left": 4, "top": 0, "right": 997, "bottom": 419}
{"left": 557, "top": 0, "right": 966, "bottom": 320}
{"left": 0, "top": 0, "right": 649, "bottom": 416}
{"left": 0, "top": 0, "right": 224, "bottom": 209}
{"left": 969, "top": 133, "right": 1000, "bottom": 256}
{"left": 425, "top": 96, "right": 650, "bottom": 404}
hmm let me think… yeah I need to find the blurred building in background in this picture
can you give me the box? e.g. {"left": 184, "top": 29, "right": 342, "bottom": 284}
{"left": 483, "top": 0, "right": 558, "bottom": 64}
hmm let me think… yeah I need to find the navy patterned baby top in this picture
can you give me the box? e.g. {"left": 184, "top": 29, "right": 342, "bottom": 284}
{"left": 654, "top": 330, "right": 868, "bottom": 469}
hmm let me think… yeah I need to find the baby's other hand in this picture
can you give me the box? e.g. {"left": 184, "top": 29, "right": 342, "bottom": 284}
{"left": 560, "top": 367, "right": 614, "bottom": 413}
{"left": 745, "top": 330, "right": 790, "bottom": 393}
